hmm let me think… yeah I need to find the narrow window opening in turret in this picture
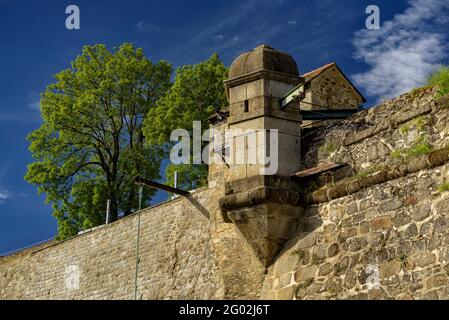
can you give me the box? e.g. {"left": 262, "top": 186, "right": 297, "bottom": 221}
{"left": 244, "top": 100, "right": 249, "bottom": 113}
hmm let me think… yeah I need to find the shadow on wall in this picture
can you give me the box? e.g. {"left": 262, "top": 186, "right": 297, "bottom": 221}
{"left": 273, "top": 205, "right": 324, "bottom": 264}
{"left": 186, "top": 196, "right": 210, "bottom": 219}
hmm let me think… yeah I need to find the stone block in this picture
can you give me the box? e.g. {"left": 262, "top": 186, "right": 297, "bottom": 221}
{"left": 371, "top": 216, "right": 393, "bottom": 231}
{"left": 426, "top": 275, "right": 447, "bottom": 289}
{"left": 294, "top": 265, "right": 318, "bottom": 282}
{"left": 275, "top": 285, "right": 296, "bottom": 300}
{"left": 380, "top": 260, "right": 401, "bottom": 279}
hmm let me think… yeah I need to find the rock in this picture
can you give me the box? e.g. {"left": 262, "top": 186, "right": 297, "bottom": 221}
{"left": 426, "top": 275, "right": 447, "bottom": 289}
{"left": 413, "top": 203, "right": 431, "bottom": 221}
{"left": 427, "top": 236, "right": 442, "bottom": 251}
{"left": 346, "top": 202, "right": 358, "bottom": 215}
{"left": 352, "top": 212, "right": 366, "bottom": 224}
{"left": 327, "top": 243, "right": 340, "bottom": 258}
{"left": 408, "top": 253, "right": 436, "bottom": 268}
{"left": 380, "top": 199, "right": 403, "bottom": 212}
{"left": 421, "top": 290, "right": 439, "bottom": 300}
{"left": 380, "top": 260, "right": 401, "bottom": 279}
{"left": 277, "top": 272, "right": 293, "bottom": 289}
{"left": 359, "top": 199, "right": 371, "bottom": 211}
{"left": 348, "top": 238, "right": 367, "bottom": 252}
{"left": 337, "top": 227, "right": 357, "bottom": 243}
{"left": 294, "top": 265, "right": 318, "bottom": 282}
{"left": 419, "top": 222, "right": 431, "bottom": 236}
{"left": 276, "top": 285, "right": 295, "bottom": 300}
{"left": 296, "top": 232, "right": 317, "bottom": 249}
{"left": 275, "top": 254, "right": 300, "bottom": 275}
{"left": 359, "top": 221, "right": 370, "bottom": 234}
{"left": 318, "top": 263, "right": 333, "bottom": 276}
{"left": 313, "top": 244, "right": 328, "bottom": 261}
{"left": 434, "top": 196, "right": 449, "bottom": 214}
{"left": 404, "top": 223, "right": 418, "bottom": 238}
{"left": 371, "top": 216, "right": 393, "bottom": 231}
{"left": 393, "top": 212, "right": 411, "bottom": 227}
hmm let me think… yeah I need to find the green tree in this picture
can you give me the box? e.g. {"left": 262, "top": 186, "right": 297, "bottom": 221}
{"left": 427, "top": 65, "right": 449, "bottom": 96}
{"left": 143, "top": 53, "right": 228, "bottom": 189}
{"left": 26, "top": 43, "right": 172, "bottom": 239}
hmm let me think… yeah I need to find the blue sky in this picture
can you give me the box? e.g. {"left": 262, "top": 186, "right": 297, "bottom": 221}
{"left": 0, "top": 0, "right": 448, "bottom": 254}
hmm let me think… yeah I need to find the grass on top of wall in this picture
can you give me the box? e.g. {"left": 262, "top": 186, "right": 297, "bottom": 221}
{"left": 427, "top": 65, "right": 449, "bottom": 97}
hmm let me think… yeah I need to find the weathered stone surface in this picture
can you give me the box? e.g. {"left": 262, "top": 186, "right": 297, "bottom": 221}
{"left": 380, "top": 260, "right": 401, "bottom": 279}
{"left": 426, "top": 275, "right": 447, "bottom": 289}
{"left": 0, "top": 188, "right": 233, "bottom": 300}
{"left": 408, "top": 253, "right": 436, "bottom": 268}
{"left": 275, "top": 254, "right": 300, "bottom": 276}
{"left": 3, "top": 86, "right": 449, "bottom": 301}
{"left": 275, "top": 285, "right": 296, "bottom": 300}
{"left": 434, "top": 196, "right": 449, "bottom": 214}
{"left": 327, "top": 243, "right": 340, "bottom": 258}
{"left": 380, "top": 199, "right": 403, "bottom": 212}
{"left": 371, "top": 216, "right": 393, "bottom": 231}
{"left": 296, "top": 232, "right": 316, "bottom": 249}
{"left": 404, "top": 223, "right": 418, "bottom": 238}
{"left": 413, "top": 203, "right": 431, "bottom": 221}
{"left": 294, "top": 265, "right": 318, "bottom": 282}
{"left": 318, "top": 263, "right": 333, "bottom": 276}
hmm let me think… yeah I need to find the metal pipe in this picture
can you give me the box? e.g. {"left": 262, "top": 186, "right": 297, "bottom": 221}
{"left": 134, "top": 176, "right": 190, "bottom": 197}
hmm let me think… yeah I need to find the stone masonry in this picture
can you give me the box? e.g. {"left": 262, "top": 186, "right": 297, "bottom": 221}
{"left": 2, "top": 45, "right": 449, "bottom": 300}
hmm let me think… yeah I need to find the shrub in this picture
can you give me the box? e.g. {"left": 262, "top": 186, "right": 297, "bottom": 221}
{"left": 390, "top": 141, "right": 433, "bottom": 159}
{"left": 427, "top": 65, "right": 449, "bottom": 97}
{"left": 405, "top": 142, "right": 433, "bottom": 158}
{"left": 319, "top": 143, "right": 336, "bottom": 155}
{"left": 437, "top": 182, "right": 449, "bottom": 193}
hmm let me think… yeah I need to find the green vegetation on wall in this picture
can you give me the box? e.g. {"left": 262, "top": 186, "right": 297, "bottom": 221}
{"left": 427, "top": 65, "right": 449, "bottom": 97}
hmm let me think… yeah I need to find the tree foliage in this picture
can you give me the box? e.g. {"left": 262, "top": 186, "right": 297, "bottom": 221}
{"left": 143, "top": 53, "right": 228, "bottom": 189}
{"left": 26, "top": 43, "right": 172, "bottom": 239}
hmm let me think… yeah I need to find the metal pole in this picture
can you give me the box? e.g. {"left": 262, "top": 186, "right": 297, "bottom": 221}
{"left": 173, "top": 171, "right": 178, "bottom": 200}
{"left": 134, "top": 185, "right": 143, "bottom": 300}
{"left": 174, "top": 171, "right": 178, "bottom": 189}
{"left": 106, "top": 199, "right": 111, "bottom": 225}
{"left": 138, "top": 185, "right": 143, "bottom": 211}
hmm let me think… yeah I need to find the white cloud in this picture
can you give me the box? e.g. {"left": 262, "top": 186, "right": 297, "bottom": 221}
{"left": 351, "top": 0, "right": 449, "bottom": 102}
{"left": 287, "top": 20, "right": 297, "bottom": 25}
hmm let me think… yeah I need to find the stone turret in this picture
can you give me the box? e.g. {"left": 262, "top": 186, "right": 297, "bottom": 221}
{"left": 215, "top": 45, "right": 305, "bottom": 268}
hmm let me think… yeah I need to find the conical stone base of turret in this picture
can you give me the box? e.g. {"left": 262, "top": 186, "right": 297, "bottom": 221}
{"left": 226, "top": 203, "right": 302, "bottom": 268}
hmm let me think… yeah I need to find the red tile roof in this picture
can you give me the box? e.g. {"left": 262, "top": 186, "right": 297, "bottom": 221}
{"left": 302, "top": 63, "right": 336, "bottom": 81}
